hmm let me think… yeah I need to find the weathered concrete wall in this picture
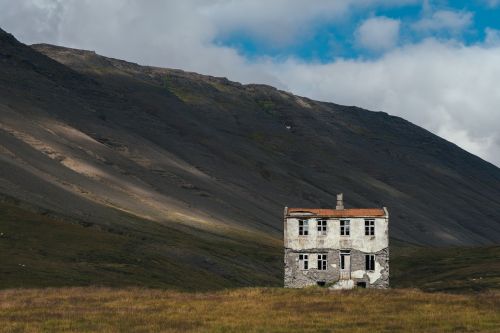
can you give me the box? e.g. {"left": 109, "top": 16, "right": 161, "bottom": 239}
{"left": 284, "top": 248, "right": 389, "bottom": 288}
{"left": 284, "top": 217, "right": 388, "bottom": 253}
{"left": 349, "top": 248, "right": 389, "bottom": 289}
{"left": 284, "top": 249, "right": 341, "bottom": 288}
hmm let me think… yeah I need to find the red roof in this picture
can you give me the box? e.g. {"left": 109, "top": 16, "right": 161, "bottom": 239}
{"left": 287, "top": 208, "right": 385, "bottom": 218}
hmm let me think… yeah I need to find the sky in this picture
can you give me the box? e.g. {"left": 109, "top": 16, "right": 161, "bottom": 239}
{"left": 1, "top": 0, "right": 500, "bottom": 166}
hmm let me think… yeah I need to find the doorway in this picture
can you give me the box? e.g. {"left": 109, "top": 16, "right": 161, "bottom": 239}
{"left": 340, "top": 250, "right": 351, "bottom": 280}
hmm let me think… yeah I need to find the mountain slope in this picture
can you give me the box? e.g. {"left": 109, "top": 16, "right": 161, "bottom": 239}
{"left": 36, "top": 44, "right": 500, "bottom": 242}
{"left": 0, "top": 28, "right": 283, "bottom": 288}
{"left": 1, "top": 26, "right": 500, "bottom": 280}
{"left": 2, "top": 28, "right": 500, "bottom": 246}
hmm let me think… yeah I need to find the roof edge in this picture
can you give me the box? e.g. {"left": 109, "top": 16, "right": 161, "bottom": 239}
{"left": 286, "top": 207, "right": 387, "bottom": 218}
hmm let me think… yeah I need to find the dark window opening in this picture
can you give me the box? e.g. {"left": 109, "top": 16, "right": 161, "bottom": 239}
{"left": 365, "top": 219, "right": 375, "bottom": 236}
{"left": 317, "top": 254, "right": 327, "bottom": 270}
{"left": 365, "top": 254, "right": 375, "bottom": 271}
{"left": 340, "top": 220, "right": 350, "bottom": 236}
{"left": 299, "top": 220, "right": 309, "bottom": 236}
{"left": 317, "top": 219, "right": 327, "bottom": 235}
{"left": 299, "top": 254, "right": 309, "bottom": 270}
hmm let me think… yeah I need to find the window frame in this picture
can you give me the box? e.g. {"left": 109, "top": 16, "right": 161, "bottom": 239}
{"left": 365, "top": 219, "right": 375, "bottom": 236}
{"left": 340, "top": 219, "right": 350, "bottom": 236}
{"left": 317, "top": 254, "right": 327, "bottom": 271}
{"left": 298, "top": 219, "right": 309, "bottom": 236}
{"left": 365, "top": 254, "right": 375, "bottom": 271}
{"left": 317, "top": 219, "right": 327, "bottom": 236}
{"left": 299, "top": 254, "right": 309, "bottom": 270}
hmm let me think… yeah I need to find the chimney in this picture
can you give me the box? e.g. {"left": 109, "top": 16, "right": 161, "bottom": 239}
{"left": 336, "top": 193, "right": 344, "bottom": 210}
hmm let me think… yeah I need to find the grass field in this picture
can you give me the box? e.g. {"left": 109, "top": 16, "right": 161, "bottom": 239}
{"left": 0, "top": 287, "right": 498, "bottom": 333}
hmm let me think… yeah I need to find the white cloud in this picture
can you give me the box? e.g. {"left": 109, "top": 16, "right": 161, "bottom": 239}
{"left": 485, "top": 28, "right": 500, "bottom": 46}
{"left": 204, "top": 0, "right": 350, "bottom": 47}
{"left": 355, "top": 16, "right": 400, "bottom": 52}
{"left": 204, "top": 0, "right": 417, "bottom": 47}
{"left": 0, "top": 0, "right": 500, "bottom": 166}
{"left": 0, "top": 0, "right": 419, "bottom": 48}
{"left": 412, "top": 10, "right": 473, "bottom": 34}
{"left": 0, "top": 0, "right": 63, "bottom": 42}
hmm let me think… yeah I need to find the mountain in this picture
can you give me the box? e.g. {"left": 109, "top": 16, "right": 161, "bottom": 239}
{"left": 1, "top": 28, "right": 500, "bottom": 288}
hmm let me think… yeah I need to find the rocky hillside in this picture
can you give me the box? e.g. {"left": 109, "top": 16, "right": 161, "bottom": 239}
{"left": 1, "top": 27, "right": 500, "bottom": 287}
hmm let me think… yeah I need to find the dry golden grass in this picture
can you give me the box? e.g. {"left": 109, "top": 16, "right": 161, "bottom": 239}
{"left": 0, "top": 287, "right": 499, "bottom": 333}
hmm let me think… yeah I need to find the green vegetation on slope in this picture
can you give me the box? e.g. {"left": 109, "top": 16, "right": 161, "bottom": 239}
{"left": 391, "top": 243, "right": 500, "bottom": 292}
{"left": 2, "top": 200, "right": 500, "bottom": 292}
{"left": 0, "top": 201, "right": 281, "bottom": 290}
{"left": 0, "top": 287, "right": 498, "bottom": 333}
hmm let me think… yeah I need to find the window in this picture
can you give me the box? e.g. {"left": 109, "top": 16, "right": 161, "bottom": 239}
{"left": 299, "top": 220, "right": 309, "bottom": 236}
{"left": 317, "top": 219, "right": 327, "bottom": 236}
{"left": 317, "top": 254, "right": 327, "bottom": 270}
{"left": 365, "top": 219, "right": 375, "bottom": 236}
{"left": 365, "top": 254, "right": 375, "bottom": 271}
{"left": 340, "top": 220, "right": 350, "bottom": 236}
{"left": 299, "top": 254, "right": 309, "bottom": 270}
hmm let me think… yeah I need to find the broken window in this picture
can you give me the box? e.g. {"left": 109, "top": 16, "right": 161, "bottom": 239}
{"left": 365, "top": 219, "right": 375, "bottom": 236}
{"left": 317, "top": 219, "right": 327, "bottom": 236}
{"left": 299, "top": 220, "right": 309, "bottom": 236}
{"left": 299, "top": 254, "right": 309, "bottom": 270}
{"left": 365, "top": 254, "right": 375, "bottom": 271}
{"left": 340, "top": 220, "right": 350, "bottom": 236}
{"left": 317, "top": 254, "right": 327, "bottom": 270}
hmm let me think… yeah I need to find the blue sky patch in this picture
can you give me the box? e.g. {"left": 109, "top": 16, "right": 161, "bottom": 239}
{"left": 214, "top": 1, "right": 500, "bottom": 62}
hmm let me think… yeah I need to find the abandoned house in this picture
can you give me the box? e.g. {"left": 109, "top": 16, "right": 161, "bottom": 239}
{"left": 284, "top": 194, "right": 389, "bottom": 289}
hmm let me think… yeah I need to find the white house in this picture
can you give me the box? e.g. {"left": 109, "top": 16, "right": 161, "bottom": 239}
{"left": 284, "top": 194, "right": 389, "bottom": 289}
